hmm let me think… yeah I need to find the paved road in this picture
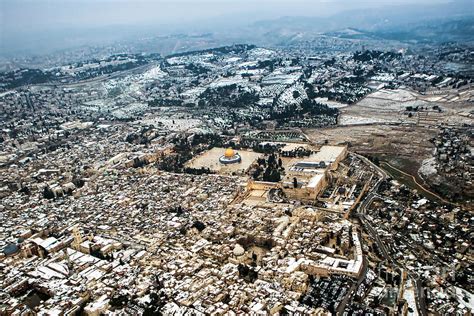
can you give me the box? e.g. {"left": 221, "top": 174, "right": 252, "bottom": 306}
{"left": 359, "top": 215, "right": 392, "bottom": 264}
{"left": 413, "top": 276, "right": 427, "bottom": 316}
{"left": 336, "top": 256, "right": 368, "bottom": 315}
{"left": 354, "top": 153, "right": 427, "bottom": 316}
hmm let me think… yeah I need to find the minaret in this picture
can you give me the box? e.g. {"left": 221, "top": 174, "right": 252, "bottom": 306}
{"left": 72, "top": 226, "right": 83, "bottom": 251}
{"left": 63, "top": 249, "right": 73, "bottom": 275}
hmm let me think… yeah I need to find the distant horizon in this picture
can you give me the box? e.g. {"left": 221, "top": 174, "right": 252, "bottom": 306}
{"left": 1, "top": 0, "right": 473, "bottom": 57}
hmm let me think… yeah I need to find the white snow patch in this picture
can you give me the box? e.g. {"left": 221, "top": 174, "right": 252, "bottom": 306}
{"left": 403, "top": 279, "right": 419, "bottom": 316}
{"left": 141, "top": 65, "right": 167, "bottom": 81}
{"left": 419, "top": 157, "right": 438, "bottom": 178}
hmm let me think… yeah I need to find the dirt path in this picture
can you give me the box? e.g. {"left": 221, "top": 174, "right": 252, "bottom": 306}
{"left": 380, "top": 161, "right": 458, "bottom": 206}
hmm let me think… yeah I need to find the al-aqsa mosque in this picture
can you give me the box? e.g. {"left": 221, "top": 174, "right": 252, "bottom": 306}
{"left": 219, "top": 148, "right": 241, "bottom": 164}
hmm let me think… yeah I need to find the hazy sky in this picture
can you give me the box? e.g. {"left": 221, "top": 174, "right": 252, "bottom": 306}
{"left": 1, "top": 0, "right": 456, "bottom": 32}
{"left": 0, "top": 0, "right": 470, "bottom": 56}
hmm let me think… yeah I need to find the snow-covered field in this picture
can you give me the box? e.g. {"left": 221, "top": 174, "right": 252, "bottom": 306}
{"left": 419, "top": 157, "right": 438, "bottom": 178}
{"left": 370, "top": 89, "right": 417, "bottom": 102}
{"left": 223, "top": 57, "right": 241, "bottom": 64}
{"left": 182, "top": 87, "right": 206, "bottom": 100}
{"left": 357, "top": 89, "right": 427, "bottom": 111}
{"left": 112, "top": 103, "right": 148, "bottom": 119}
{"left": 276, "top": 83, "right": 306, "bottom": 108}
{"left": 84, "top": 99, "right": 109, "bottom": 107}
{"left": 141, "top": 117, "right": 202, "bottom": 132}
{"left": 0, "top": 90, "right": 16, "bottom": 98}
{"left": 259, "top": 84, "right": 286, "bottom": 97}
{"left": 209, "top": 76, "right": 247, "bottom": 88}
{"left": 262, "top": 70, "right": 301, "bottom": 85}
{"left": 315, "top": 97, "right": 349, "bottom": 109}
{"left": 141, "top": 65, "right": 167, "bottom": 81}
{"left": 339, "top": 115, "right": 400, "bottom": 125}
{"left": 237, "top": 61, "right": 259, "bottom": 69}
{"left": 248, "top": 47, "right": 276, "bottom": 59}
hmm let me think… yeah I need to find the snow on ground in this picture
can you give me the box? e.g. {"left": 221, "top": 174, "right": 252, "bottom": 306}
{"left": 259, "top": 84, "right": 286, "bottom": 97}
{"left": 82, "top": 99, "right": 116, "bottom": 113}
{"left": 236, "top": 68, "right": 265, "bottom": 76}
{"left": 339, "top": 115, "right": 400, "bottom": 125}
{"left": 315, "top": 97, "right": 349, "bottom": 109}
{"left": 248, "top": 47, "right": 276, "bottom": 59}
{"left": 419, "top": 157, "right": 438, "bottom": 178}
{"left": 338, "top": 28, "right": 364, "bottom": 35}
{"left": 95, "top": 65, "right": 166, "bottom": 101}
{"left": 257, "top": 98, "right": 273, "bottom": 106}
{"left": 0, "top": 90, "right": 16, "bottom": 97}
{"left": 209, "top": 76, "right": 247, "bottom": 88}
{"left": 141, "top": 117, "right": 202, "bottom": 132}
{"left": 454, "top": 286, "right": 474, "bottom": 311}
{"left": 276, "top": 83, "right": 306, "bottom": 107}
{"left": 237, "top": 61, "right": 259, "bottom": 69}
{"left": 127, "top": 82, "right": 144, "bottom": 97}
{"left": 166, "top": 56, "right": 187, "bottom": 65}
{"left": 224, "top": 57, "right": 242, "bottom": 63}
{"left": 111, "top": 103, "right": 147, "bottom": 119}
{"left": 182, "top": 87, "right": 206, "bottom": 100}
{"left": 370, "top": 89, "right": 417, "bottom": 101}
{"left": 84, "top": 100, "right": 108, "bottom": 107}
{"left": 103, "top": 78, "right": 121, "bottom": 91}
{"left": 262, "top": 71, "right": 301, "bottom": 85}
{"left": 371, "top": 73, "right": 396, "bottom": 82}
{"left": 141, "top": 65, "right": 167, "bottom": 81}
{"left": 356, "top": 89, "right": 426, "bottom": 110}
{"left": 403, "top": 279, "right": 419, "bottom": 316}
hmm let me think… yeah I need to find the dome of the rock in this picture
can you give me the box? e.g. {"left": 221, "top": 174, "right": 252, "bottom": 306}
{"left": 219, "top": 148, "right": 241, "bottom": 165}
{"left": 225, "top": 148, "right": 235, "bottom": 158}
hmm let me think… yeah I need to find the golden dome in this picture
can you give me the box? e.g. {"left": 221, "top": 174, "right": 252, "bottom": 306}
{"left": 224, "top": 148, "right": 235, "bottom": 158}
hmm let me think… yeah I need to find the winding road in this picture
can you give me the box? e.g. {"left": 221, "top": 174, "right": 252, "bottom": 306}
{"left": 353, "top": 153, "right": 427, "bottom": 316}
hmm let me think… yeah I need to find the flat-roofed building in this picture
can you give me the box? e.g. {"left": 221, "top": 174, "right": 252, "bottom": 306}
{"left": 283, "top": 145, "right": 347, "bottom": 200}
{"left": 310, "top": 145, "right": 347, "bottom": 170}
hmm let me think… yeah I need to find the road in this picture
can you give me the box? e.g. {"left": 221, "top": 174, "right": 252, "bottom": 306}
{"left": 336, "top": 257, "right": 368, "bottom": 315}
{"left": 359, "top": 215, "right": 392, "bottom": 264}
{"left": 353, "top": 153, "right": 427, "bottom": 316}
{"left": 413, "top": 276, "right": 428, "bottom": 316}
{"left": 335, "top": 153, "right": 388, "bottom": 314}
{"left": 380, "top": 161, "right": 456, "bottom": 206}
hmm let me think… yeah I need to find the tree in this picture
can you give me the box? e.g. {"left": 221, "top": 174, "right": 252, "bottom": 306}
{"left": 192, "top": 221, "right": 206, "bottom": 232}
{"left": 43, "top": 186, "right": 55, "bottom": 199}
{"left": 293, "top": 90, "right": 300, "bottom": 99}
{"left": 270, "top": 170, "right": 281, "bottom": 182}
{"left": 268, "top": 153, "right": 276, "bottom": 166}
{"left": 20, "top": 186, "right": 31, "bottom": 195}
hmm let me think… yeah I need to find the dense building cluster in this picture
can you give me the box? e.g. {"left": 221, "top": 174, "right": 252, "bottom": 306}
{"left": 419, "top": 126, "right": 473, "bottom": 202}
{"left": 0, "top": 38, "right": 472, "bottom": 315}
{"left": 363, "top": 177, "right": 473, "bottom": 314}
